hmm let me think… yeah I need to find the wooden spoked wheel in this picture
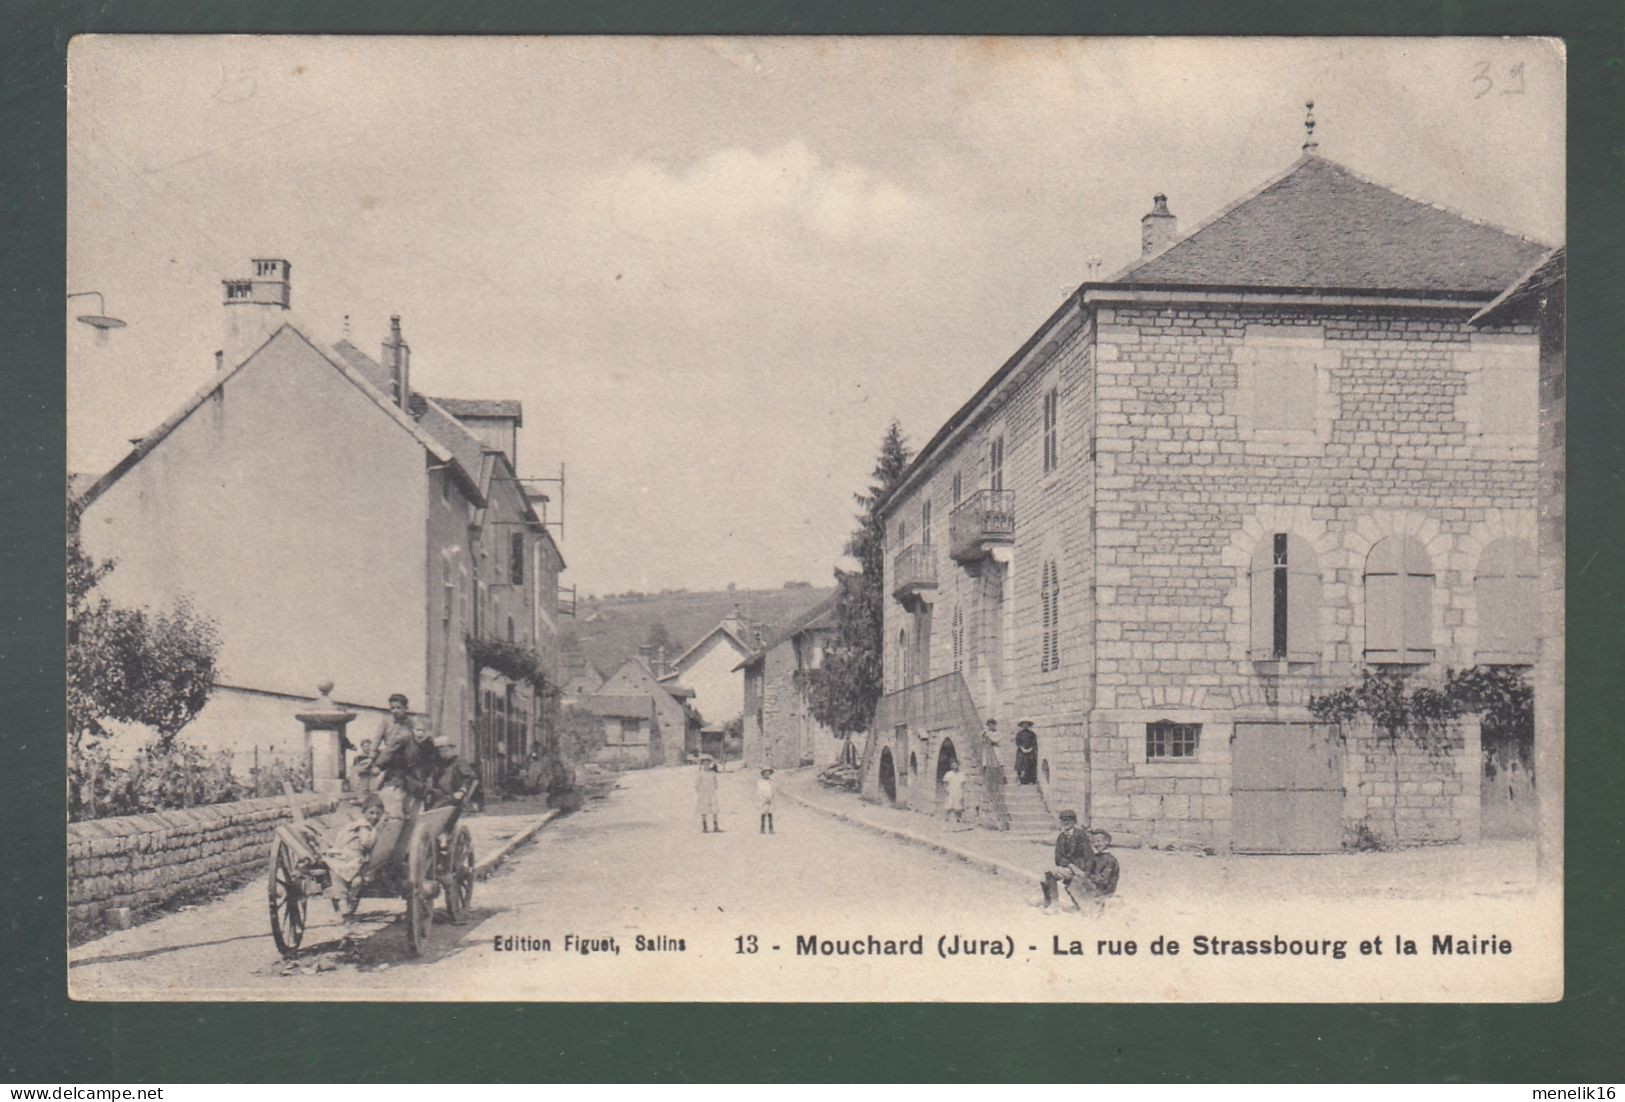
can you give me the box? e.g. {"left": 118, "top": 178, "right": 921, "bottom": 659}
{"left": 445, "top": 824, "right": 475, "bottom": 923}
{"left": 267, "top": 836, "right": 307, "bottom": 959}
{"left": 404, "top": 822, "right": 436, "bottom": 956}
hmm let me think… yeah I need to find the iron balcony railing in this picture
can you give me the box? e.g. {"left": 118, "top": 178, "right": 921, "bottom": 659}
{"left": 948, "top": 489, "right": 1016, "bottom": 562}
{"left": 890, "top": 544, "right": 938, "bottom": 602}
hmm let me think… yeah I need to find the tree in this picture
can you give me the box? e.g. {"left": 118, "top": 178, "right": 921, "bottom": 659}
{"left": 67, "top": 494, "right": 222, "bottom": 754}
{"left": 645, "top": 621, "right": 676, "bottom": 657}
{"left": 805, "top": 421, "right": 912, "bottom": 762}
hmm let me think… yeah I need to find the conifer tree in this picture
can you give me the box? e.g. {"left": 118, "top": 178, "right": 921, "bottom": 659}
{"left": 806, "top": 421, "right": 912, "bottom": 761}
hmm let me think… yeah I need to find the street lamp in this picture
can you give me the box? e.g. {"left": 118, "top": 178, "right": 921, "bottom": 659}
{"left": 67, "top": 291, "right": 127, "bottom": 345}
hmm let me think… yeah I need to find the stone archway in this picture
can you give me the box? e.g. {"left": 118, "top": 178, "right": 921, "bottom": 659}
{"left": 935, "top": 737, "right": 959, "bottom": 803}
{"left": 878, "top": 748, "right": 898, "bottom": 804}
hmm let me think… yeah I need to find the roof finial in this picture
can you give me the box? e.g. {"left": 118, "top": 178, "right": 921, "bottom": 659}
{"left": 1302, "top": 99, "right": 1319, "bottom": 156}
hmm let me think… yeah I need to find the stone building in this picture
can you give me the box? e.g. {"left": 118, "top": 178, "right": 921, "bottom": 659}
{"left": 589, "top": 652, "right": 697, "bottom": 767}
{"left": 737, "top": 595, "right": 843, "bottom": 770}
{"left": 78, "top": 259, "right": 570, "bottom": 792}
{"left": 1471, "top": 246, "right": 1564, "bottom": 873}
{"left": 867, "top": 147, "right": 1551, "bottom": 852}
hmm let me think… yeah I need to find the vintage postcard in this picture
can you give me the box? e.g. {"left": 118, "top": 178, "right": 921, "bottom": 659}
{"left": 65, "top": 35, "right": 1564, "bottom": 1002}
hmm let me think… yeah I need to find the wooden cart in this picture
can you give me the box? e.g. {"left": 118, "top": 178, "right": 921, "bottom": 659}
{"left": 267, "top": 791, "right": 476, "bottom": 959}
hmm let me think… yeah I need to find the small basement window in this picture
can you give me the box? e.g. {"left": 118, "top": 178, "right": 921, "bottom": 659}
{"left": 1146, "top": 721, "right": 1200, "bottom": 761}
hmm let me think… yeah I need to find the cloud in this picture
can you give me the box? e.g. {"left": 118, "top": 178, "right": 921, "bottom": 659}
{"left": 604, "top": 139, "right": 932, "bottom": 246}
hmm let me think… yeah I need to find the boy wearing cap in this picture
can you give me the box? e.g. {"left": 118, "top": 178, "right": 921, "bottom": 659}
{"left": 1041, "top": 809, "right": 1092, "bottom": 912}
{"left": 426, "top": 735, "right": 478, "bottom": 809}
{"left": 757, "top": 768, "right": 776, "bottom": 834}
{"left": 1079, "top": 830, "right": 1120, "bottom": 903}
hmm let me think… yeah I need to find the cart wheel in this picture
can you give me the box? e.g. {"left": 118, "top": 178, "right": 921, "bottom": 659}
{"left": 445, "top": 825, "right": 475, "bottom": 923}
{"left": 268, "top": 835, "right": 307, "bottom": 958}
{"left": 404, "top": 822, "right": 436, "bottom": 956}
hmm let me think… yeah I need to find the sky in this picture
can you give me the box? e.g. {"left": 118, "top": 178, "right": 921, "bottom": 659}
{"left": 67, "top": 36, "right": 1564, "bottom": 596}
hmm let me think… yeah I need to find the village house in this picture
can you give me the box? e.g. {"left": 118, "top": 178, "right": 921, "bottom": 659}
{"left": 736, "top": 595, "right": 844, "bottom": 770}
{"left": 866, "top": 136, "right": 1550, "bottom": 853}
{"left": 656, "top": 606, "right": 755, "bottom": 727}
{"left": 585, "top": 649, "right": 698, "bottom": 768}
{"left": 77, "top": 259, "right": 570, "bottom": 794}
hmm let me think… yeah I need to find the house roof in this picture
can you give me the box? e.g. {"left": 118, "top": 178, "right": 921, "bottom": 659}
{"left": 879, "top": 153, "right": 1554, "bottom": 517}
{"left": 667, "top": 620, "right": 752, "bottom": 672}
{"left": 80, "top": 325, "right": 485, "bottom": 509}
{"left": 1470, "top": 247, "right": 1564, "bottom": 327}
{"left": 1111, "top": 155, "right": 1550, "bottom": 294}
{"left": 431, "top": 397, "right": 523, "bottom": 425}
{"left": 585, "top": 693, "right": 655, "bottom": 720}
{"left": 735, "top": 594, "right": 837, "bottom": 670}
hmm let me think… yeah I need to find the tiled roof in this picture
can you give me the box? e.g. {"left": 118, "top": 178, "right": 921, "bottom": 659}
{"left": 1114, "top": 155, "right": 1550, "bottom": 294}
{"left": 734, "top": 594, "right": 837, "bottom": 670}
{"left": 1470, "top": 247, "right": 1564, "bottom": 327}
{"left": 80, "top": 326, "right": 483, "bottom": 509}
{"left": 431, "top": 397, "right": 524, "bottom": 425}
{"left": 585, "top": 693, "right": 655, "bottom": 720}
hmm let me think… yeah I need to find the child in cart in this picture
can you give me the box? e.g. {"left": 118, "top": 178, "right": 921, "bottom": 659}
{"left": 322, "top": 795, "right": 386, "bottom": 925}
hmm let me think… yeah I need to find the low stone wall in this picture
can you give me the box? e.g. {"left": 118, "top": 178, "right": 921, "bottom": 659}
{"left": 68, "top": 792, "right": 339, "bottom": 935}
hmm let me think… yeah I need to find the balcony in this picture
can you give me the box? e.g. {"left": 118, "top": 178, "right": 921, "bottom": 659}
{"left": 891, "top": 544, "right": 938, "bottom": 607}
{"left": 949, "top": 489, "right": 1015, "bottom": 563}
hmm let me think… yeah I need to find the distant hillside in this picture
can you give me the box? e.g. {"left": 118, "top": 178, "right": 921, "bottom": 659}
{"left": 565, "top": 584, "right": 836, "bottom": 679}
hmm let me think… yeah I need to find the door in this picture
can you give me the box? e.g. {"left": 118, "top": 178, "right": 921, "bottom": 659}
{"left": 1232, "top": 722, "right": 1343, "bottom": 853}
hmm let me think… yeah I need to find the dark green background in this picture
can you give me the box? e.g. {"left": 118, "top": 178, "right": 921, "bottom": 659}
{"left": 5, "top": 0, "right": 1622, "bottom": 1083}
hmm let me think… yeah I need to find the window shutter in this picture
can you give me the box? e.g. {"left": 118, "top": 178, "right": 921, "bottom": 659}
{"left": 1401, "top": 561, "right": 1434, "bottom": 658}
{"left": 1285, "top": 536, "right": 1321, "bottom": 659}
{"left": 1476, "top": 539, "right": 1537, "bottom": 661}
{"left": 1248, "top": 545, "right": 1275, "bottom": 656}
{"left": 1365, "top": 573, "right": 1403, "bottom": 656}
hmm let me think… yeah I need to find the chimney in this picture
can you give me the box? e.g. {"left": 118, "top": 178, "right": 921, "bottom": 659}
{"left": 655, "top": 644, "right": 668, "bottom": 677}
{"left": 638, "top": 644, "right": 655, "bottom": 670}
{"left": 221, "top": 257, "right": 291, "bottom": 368}
{"left": 215, "top": 350, "right": 224, "bottom": 373}
{"left": 1140, "top": 195, "right": 1177, "bottom": 256}
{"left": 382, "top": 314, "right": 411, "bottom": 410}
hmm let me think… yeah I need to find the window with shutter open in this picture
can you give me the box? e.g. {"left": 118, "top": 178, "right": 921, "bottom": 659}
{"left": 1364, "top": 536, "right": 1435, "bottom": 663}
{"left": 1249, "top": 533, "right": 1320, "bottom": 661}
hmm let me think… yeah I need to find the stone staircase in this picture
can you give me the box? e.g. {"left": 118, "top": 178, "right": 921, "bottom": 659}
{"left": 1000, "top": 781, "right": 1054, "bottom": 836}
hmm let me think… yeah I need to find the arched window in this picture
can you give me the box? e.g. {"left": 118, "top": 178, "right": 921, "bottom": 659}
{"left": 1475, "top": 538, "right": 1537, "bottom": 663}
{"left": 1249, "top": 533, "right": 1321, "bottom": 661}
{"left": 952, "top": 605, "right": 964, "bottom": 673}
{"left": 1364, "top": 536, "right": 1435, "bottom": 663}
{"left": 1040, "top": 558, "right": 1061, "bottom": 672}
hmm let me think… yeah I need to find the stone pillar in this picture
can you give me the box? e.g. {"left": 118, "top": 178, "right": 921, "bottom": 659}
{"left": 295, "top": 679, "right": 358, "bottom": 795}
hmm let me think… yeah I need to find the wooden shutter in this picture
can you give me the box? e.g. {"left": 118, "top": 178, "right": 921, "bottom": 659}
{"left": 1285, "top": 535, "right": 1321, "bottom": 659}
{"left": 1476, "top": 539, "right": 1536, "bottom": 661}
{"left": 1365, "top": 536, "right": 1433, "bottom": 661}
{"left": 1249, "top": 541, "right": 1276, "bottom": 656}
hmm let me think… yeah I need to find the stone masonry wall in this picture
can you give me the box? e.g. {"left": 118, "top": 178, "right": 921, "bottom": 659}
{"left": 1090, "top": 303, "right": 1537, "bottom": 848}
{"left": 68, "top": 792, "right": 339, "bottom": 936}
{"left": 1342, "top": 722, "right": 1479, "bottom": 848}
{"left": 882, "top": 308, "right": 1098, "bottom": 820}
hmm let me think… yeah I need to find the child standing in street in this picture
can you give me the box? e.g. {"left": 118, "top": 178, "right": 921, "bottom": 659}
{"left": 696, "top": 759, "right": 721, "bottom": 833}
{"left": 757, "top": 768, "right": 776, "bottom": 834}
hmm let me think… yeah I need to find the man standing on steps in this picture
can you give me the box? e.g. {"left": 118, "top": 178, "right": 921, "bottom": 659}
{"left": 1014, "top": 720, "right": 1039, "bottom": 786}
